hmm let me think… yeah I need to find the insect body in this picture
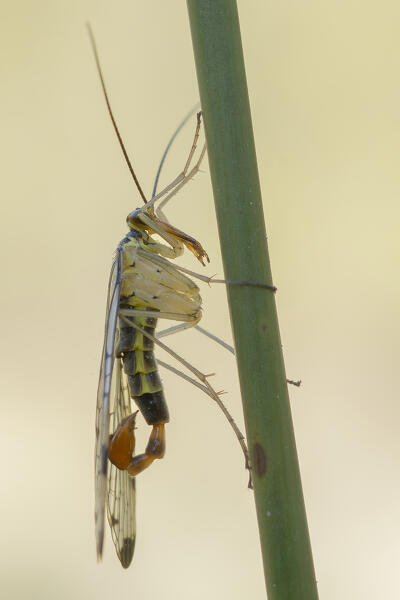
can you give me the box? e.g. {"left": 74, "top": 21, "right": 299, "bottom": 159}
{"left": 87, "top": 25, "right": 215, "bottom": 567}
{"left": 95, "top": 138, "right": 212, "bottom": 566}
{"left": 114, "top": 205, "right": 210, "bottom": 482}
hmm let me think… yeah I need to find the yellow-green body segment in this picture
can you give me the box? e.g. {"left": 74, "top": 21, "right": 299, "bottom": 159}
{"left": 116, "top": 224, "right": 204, "bottom": 425}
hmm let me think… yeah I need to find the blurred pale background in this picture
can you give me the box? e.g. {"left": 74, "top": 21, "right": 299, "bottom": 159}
{"left": 1, "top": 2, "right": 399, "bottom": 599}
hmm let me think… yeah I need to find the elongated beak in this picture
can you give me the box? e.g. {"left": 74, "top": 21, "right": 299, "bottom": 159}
{"left": 153, "top": 217, "right": 210, "bottom": 266}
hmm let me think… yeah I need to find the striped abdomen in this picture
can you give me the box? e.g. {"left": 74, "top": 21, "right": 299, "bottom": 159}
{"left": 116, "top": 314, "right": 169, "bottom": 425}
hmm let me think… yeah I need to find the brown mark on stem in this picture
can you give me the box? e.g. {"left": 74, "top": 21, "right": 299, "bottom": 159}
{"left": 253, "top": 443, "right": 267, "bottom": 477}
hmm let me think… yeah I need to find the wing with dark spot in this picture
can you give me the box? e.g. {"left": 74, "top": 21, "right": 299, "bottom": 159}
{"left": 107, "top": 359, "right": 136, "bottom": 568}
{"left": 95, "top": 249, "right": 122, "bottom": 561}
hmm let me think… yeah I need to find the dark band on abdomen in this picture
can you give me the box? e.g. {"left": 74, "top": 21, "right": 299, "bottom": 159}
{"left": 116, "top": 314, "right": 169, "bottom": 426}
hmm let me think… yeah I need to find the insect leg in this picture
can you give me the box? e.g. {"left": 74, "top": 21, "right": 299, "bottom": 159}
{"left": 145, "top": 112, "right": 203, "bottom": 212}
{"left": 152, "top": 104, "right": 200, "bottom": 200}
{"left": 156, "top": 323, "right": 301, "bottom": 387}
{"left": 192, "top": 327, "right": 301, "bottom": 386}
{"left": 156, "top": 321, "right": 203, "bottom": 339}
{"left": 108, "top": 309, "right": 201, "bottom": 480}
{"left": 168, "top": 261, "right": 277, "bottom": 292}
{"left": 154, "top": 144, "right": 207, "bottom": 221}
{"left": 118, "top": 308, "right": 201, "bottom": 324}
{"left": 123, "top": 315, "right": 253, "bottom": 488}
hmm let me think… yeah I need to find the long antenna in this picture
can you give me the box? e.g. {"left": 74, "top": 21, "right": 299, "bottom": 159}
{"left": 87, "top": 23, "right": 147, "bottom": 204}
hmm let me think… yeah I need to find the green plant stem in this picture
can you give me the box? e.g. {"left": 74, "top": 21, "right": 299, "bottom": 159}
{"left": 186, "top": 2, "right": 319, "bottom": 598}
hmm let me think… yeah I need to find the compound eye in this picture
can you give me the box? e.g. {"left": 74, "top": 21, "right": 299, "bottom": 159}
{"left": 126, "top": 208, "right": 142, "bottom": 226}
{"left": 127, "top": 208, "right": 141, "bottom": 219}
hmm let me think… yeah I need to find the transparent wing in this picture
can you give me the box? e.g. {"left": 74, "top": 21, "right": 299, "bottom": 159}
{"left": 107, "top": 359, "right": 136, "bottom": 568}
{"left": 95, "top": 249, "right": 122, "bottom": 561}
